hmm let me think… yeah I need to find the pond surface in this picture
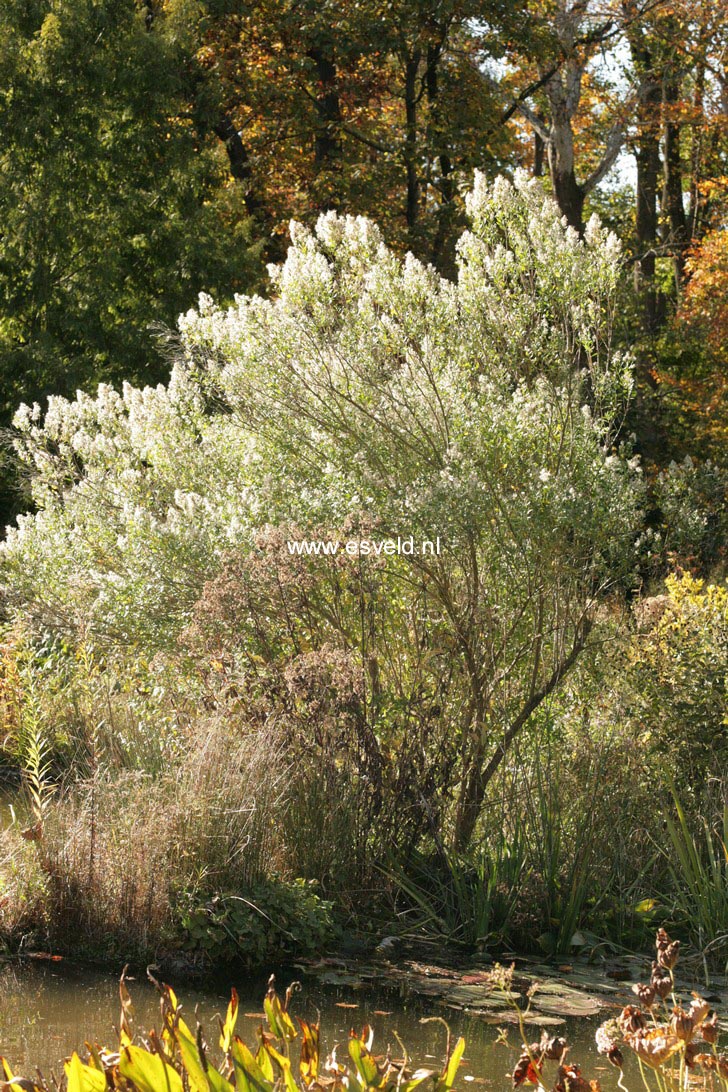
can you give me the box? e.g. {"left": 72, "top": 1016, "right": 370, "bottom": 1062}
{"left": 0, "top": 958, "right": 627, "bottom": 1088}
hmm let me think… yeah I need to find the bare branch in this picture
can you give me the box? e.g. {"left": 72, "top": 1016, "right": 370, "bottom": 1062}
{"left": 516, "top": 101, "right": 551, "bottom": 142}
{"left": 583, "top": 121, "right": 626, "bottom": 194}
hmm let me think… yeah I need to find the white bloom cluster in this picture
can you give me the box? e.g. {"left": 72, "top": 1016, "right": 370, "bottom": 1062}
{"left": 0, "top": 172, "right": 641, "bottom": 654}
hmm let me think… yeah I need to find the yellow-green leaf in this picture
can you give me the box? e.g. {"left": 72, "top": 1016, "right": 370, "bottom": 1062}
{"left": 119, "top": 1044, "right": 184, "bottom": 1092}
{"left": 436, "top": 1037, "right": 465, "bottom": 1092}
{"left": 64, "top": 1053, "right": 107, "bottom": 1092}
{"left": 297, "top": 1018, "right": 320, "bottom": 1087}
{"left": 230, "top": 1037, "right": 273, "bottom": 1092}
{"left": 220, "top": 988, "right": 239, "bottom": 1053}
{"left": 348, "top": 1035, "right": 380, "bottom": 1087}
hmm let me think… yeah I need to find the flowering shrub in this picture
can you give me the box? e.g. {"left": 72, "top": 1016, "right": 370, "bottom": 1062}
{"left": 1, "top": 171, "right": 641, "bottom": 852}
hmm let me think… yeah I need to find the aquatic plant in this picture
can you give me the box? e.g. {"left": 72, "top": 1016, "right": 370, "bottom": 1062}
{"left": 2, "top": 931, "right": 727, "bottom": 1092}
{"left": 661, "top": 793, "right": 728, "bottom": 968}
{"left": 591, "top": 929, "right": 728, "bottom": 1092}
{"left": 0, "top": 973, "right": 465, "bottom": 1092}
{"left": 495, "top": 930, "right": 728, "bottom": 1092}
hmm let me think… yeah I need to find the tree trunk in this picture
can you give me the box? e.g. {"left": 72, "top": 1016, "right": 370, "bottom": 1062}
{"left": 404, "top": 49, "right": 422, "bottom": 248}
{"left": 308, "top": 46, "right": 343, "bottom": 211}
{"left": 550, "top": 160, "right": 585, "bottom": 233}
{"left": 662, "top": 66, "right": 687, "bottom": 288}
{"left": 534, "top": 129, "right": 545, "bottom": 177}
{"left": 213, "top": 116, "right": 260, "bottom": 217}
{"left": 425, "top": 38, "right": 456, "bottom": 274}
{"left": 688, "top": 52, "right": 706, "bottom": 241}
{"left": 546, "top": 69, "right": 585, "bottom": 233}
{"left": 633, "top": 66, "right": 662, "bottom": 331}
{"left": 452, "top": 616, "right": 593, "bottom": 853}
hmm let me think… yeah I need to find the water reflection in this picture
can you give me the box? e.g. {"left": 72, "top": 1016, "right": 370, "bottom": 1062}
{"left": 0, "top": 960, "right": 623, "bottom": 1088}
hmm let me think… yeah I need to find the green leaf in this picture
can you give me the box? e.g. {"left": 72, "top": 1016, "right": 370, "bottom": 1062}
{"left": 64, "top": 1054, "right": 107, "bottom": 1092}
{"left": 348, "top": 1034, "right": 380, "bottom": 1087}
{"left": 436, "top": 1037, "right": 465, "bottom": 1092}
{"left": 119, "top": 1044, "right": 184, "bottom": 1092}
{"left": 220, "top": 988, "right": 239, "bottom": 1053}
{"left": 230, "top": 1037, "right": 274, "bottom": 1092}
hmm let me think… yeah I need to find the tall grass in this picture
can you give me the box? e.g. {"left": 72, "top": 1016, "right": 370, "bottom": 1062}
{"left": 662, "top": 785, "right": 728, "bottom": 969}
{"left": 389, "top": 824, "right": 528, "bottom": 949}
{"left": 0, "top": 720, "right": 291, "bottom": 959}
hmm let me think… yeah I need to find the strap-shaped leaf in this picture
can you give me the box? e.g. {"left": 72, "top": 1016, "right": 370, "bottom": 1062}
{"left": 436, "top": 1037, "right": 465, "bottom": 1092}
{"left": 297, "top": 1018, "right": 320, "bottom": 1086}
{"left": 64, "top": 1053, "right": 107, "bottom": 1092}
{"left": 230, "top": 1036, "right": 274, "bottom": 1092}
{"left": 220, "top": 989, "right": 240, "bottom": 1053}
{"left": 119, "top": 1043, "right": 184, "bottom": 1092}
{"left": 348, "top": 1035, "right": 380, "bottom": 1088}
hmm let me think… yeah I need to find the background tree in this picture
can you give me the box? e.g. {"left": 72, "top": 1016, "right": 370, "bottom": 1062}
{"left": 192, "top": 0, "right": 516, "bottom": 270}
{"left": 0, "top": 0, "right": 261, "bottom": 513}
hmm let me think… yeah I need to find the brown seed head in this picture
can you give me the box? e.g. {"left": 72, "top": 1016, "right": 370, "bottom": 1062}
{"left": 655, "top": 929, "right": 680, "bottom": 970}
{"left": 553, "top": 1063, "right": 594, "bottom": 1092}
{"left": 512, "top": 1052, "right": 541, "bottom": 1087}
{"left": 688, "top": 996, "right": 710, "bottom": 1028}
{"left": 685, "top": 1042, "right": 703, "bottom": 1069}
{"left": 650, "top": 961, "right": 672, "bottom": 1000}
{"left": 618, "top": 1006, "right": 647, "bottom": 1035}
{"left": 540, "top": 1035, "right": 567, "bottom": 1061}
{"left": 701, "top": 1013, "right": 718, "bottom": 1045}
{"left": 625, "top": 1028, "right": 682, "bottom": 1069}
{"left": 693, "top": 1054, "right": 728, "bottom": 1080}
{"left": 671, "top": 1007, "right": 694, "bottom": 1042}
{"left": 632, "top": 983, "right": 656, "bottom": 1009}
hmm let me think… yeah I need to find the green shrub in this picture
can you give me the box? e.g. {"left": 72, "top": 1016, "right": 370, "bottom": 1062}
{"left": 2, "top": 172, "right": 640, "bottom": 858}
{"left": 181, "top": 878, "right": 334, "bottom": 968}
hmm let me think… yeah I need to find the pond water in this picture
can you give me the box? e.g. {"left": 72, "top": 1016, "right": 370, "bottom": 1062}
{"left": 0, "top": 958, "right": 628, "bottom": 1088}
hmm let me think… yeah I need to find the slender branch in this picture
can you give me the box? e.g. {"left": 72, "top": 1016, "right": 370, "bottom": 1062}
{"left": 498, "top": 64, "right": 561, "bottom": 125}
{"left": 516, "top": 100, "right": 551, "bottom": 142}
{"left": 583, "top": 121, "right": 626, "bottom": 194}
{"left": 477, "top": 612, "right": 595, "bottom": 790}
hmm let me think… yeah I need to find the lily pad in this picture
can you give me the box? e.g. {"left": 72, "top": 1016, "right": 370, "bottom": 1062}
{"left": 465, "top": 1009, "right": 565, "bottom": 1028}
{"left": 316, "top": 971, "right": 366, "bottom": 987}
{"left": 532, "top": 997, "right": 601, "bottom": 1017}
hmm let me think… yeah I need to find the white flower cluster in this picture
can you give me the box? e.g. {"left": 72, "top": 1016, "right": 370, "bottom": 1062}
{"left": 1, "top": 173, "right": 641, "bottom": 653}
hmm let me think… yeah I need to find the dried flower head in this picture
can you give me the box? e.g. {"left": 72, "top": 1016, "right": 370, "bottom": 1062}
{"left": 693, "top": 1054, "right": 728, "bottom": 1080}
{"left": 540, "top": 1035, "right": 567, "bottom": 1062}
{"left": 655, "top": 928, "right": 680, "bottom": 970}
{"left": 512, "top": 1052, "right": 542, "bottom": 1087}
{"left": 650, "top": 961, "right": 672, "bottom": 1000}
{"left": 553, "top": 1063, "right": 599, "bottom": 1092}
{"left": 701, "top": 1013, "right": 718, "bottom": 1045}
{"left": 671, "top": 997, "right": 711, "bottom": 1043}
{"left": 624, "top": 1028, "right": 682, "bottom": 1069}
{"left": 688, "top": 996, "right": 710, "bottom": 1028}
{"left": 685, "top": 1042, "right": 703, "bottom": 1069}
{"left": 632, "top": 983, "right": 656, "bottom": 1009}
{"left": 618, "top": 1006, "right": 647, "bottom": 1035}
{"left": 671, "top": 1007, "right": 695, "bottom": 1042}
